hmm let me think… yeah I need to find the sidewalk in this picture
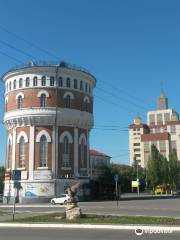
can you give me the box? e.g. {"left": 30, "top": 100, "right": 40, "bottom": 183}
{"left": 120, "top": 193, "right": 180, "bottom": 201}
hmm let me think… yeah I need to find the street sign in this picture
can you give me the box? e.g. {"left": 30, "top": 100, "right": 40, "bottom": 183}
{"left": 114, "top": 174, "right": 119, "bottom": 182}
{"left": 12, "top": 170, "right": 21, "bottom": 180}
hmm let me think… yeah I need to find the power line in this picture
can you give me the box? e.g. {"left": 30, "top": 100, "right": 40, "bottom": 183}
{"left": 0, "top": 24, "right": 59, "bottom": 60}
{"left": 0, "top": 39, "right": 36, "bottom": 60}
{"left": 0, "top": 50, "right": 24, "bottom": 64}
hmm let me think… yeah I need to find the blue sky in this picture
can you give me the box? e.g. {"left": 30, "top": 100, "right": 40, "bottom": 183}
{"left": 0, "top": 0, "right": 180, "bottom": 166}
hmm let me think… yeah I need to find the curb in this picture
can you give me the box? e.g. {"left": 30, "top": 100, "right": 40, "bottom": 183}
{"left": 0, "top": 223, "right": 180, "bottom": 231}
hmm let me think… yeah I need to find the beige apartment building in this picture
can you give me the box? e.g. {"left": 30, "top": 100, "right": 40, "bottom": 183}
{"left": 129, "top": 92, "right": 180, "bottom": 168}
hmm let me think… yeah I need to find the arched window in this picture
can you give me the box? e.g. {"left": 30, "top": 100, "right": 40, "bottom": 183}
{"left": 19, "top": 136, "right": 25, "bottom": 168}
{"left": 64, "top": 95, "right": 71, "bottom": 108}
{"left": 40, "top": 94, "right": 47, "bottom": 107}
{"left": 6, "top": 84, "right": 8, "bottom": 92}
{"left": 42, "top": 76, "right": 46, "bottom": 86}
{"left": 13, "top": 80, "right": 16, "bottom": 89}
{"left": 7, "top": 139, "right": 12, "bottom": 169}
{"left": 58, "top": 77, "right": 63, "bottom": 87}
{"left": 83, "top": 99, "right": 88, "bottom": 112}
{"left": 74, "top": 79, "right": 77, "bottom": 89}
{"left": 25, "top": 77, "right": 30, "bottom": 87}
{"left": 80, "top": 138, "right": 86, "bottom": 168}
{"left": 50, "top": 76, "right": 54, "bottom": 86}
{"left": 85, "top": 83, "right": 88, "bottom": 92}
{"left": 62, "top": 136, "right": 70, "bottom": 167}
{"left": 19, "top": 78, "right": 23, "bottom": 88}
{"left": 40, "top": 135, "right": 47, "bottom": 167}
{"left": 66, "top": 78, "right": 71, "bottom": 88}
{"left": 33, "top": 76, "right": 37, "bottom": 86}
{"left": 80, "top": 80, "right": 83, "bottom": 91}
{"left": 9, "top": 82, "right": 11, "bottom": 91}
{"left": 17, "top": 95, "right": 23, "bottom": 109}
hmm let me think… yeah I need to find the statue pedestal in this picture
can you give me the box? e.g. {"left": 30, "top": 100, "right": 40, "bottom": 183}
{"left": 65, "top": 204, "right": 82, "bottom": 220}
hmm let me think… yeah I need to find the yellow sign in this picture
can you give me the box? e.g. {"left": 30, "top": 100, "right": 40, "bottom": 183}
{"left": 132, "top": 181, "right": 139, "bottom": 188}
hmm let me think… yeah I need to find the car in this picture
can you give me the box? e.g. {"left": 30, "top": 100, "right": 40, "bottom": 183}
{"left": 50, "top": 194, "right": 71, "bottom": 205}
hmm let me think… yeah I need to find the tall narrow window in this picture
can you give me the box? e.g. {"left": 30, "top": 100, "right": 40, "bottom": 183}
{"left": 80, "top": 80, "right": 83, "bottom": 91}
{"left": 6, "top": 84, "right": 8, "bottom": 92}
{"left": 19, "top": 136, "right": 25, "bottom": 168}
{"left": 83, "top": 99, "right": 88, "bottom": 112}
{"left": 40, "top": 135, "right": 47, "bottom": 167}
{"left": 17, "top": 96, "right": 23, "bottom": 109}
{"left": 25, "top": 77, "right": 30, "bottom": 87}
{"left": 19, "top": 78, "right": 23, "bottom": 88}
{"left": 42, "top": 76, "right": 46, "bottom": 86}
{"left": 85, "top": 83, "right": 88, "bottom": 92}
{"left": 33, "top": 76, "right": 37, "bottom": 86}
{"left": 64, "top": 95, "right": 71, "bottom": 108}
{"left": 62, "top": 136, "right": 70, "bottom": 167}
{"left": 50, "top": 76, "right": 54, "bottom": 86}
{"left": 14, "top": 80, "right": 16, "bottom": 89}
{"left": 40, "top": 94, "right": 46, "bottom": 107}
{"left": 5, "top": 100, "right": 8, "bottom": 112}
{"left": 66, "top": 78, "right": 71, "bottom": 88}
{"left": 58, "top": 77, "right": 63, "bottom": 87}
{"left": 74, "top": 79, "right": 77, "bottom": 89}
{"left": 9, "top": 82, "right": 11, "bottom": 91}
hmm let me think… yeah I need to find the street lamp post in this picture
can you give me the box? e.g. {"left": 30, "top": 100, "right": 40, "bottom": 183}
{"left": 132, "top": 157, "right": 139, "bottom": 196}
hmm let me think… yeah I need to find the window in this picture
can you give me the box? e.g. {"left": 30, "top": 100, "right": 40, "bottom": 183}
{"left": 40, "top": 94, "right": 47, "bottom": 107}
{"left": 83, "top": 99, "right": 88, "bottom": 111}
{"left": 85, "top": 83, "right": 88, "bottom": 92}
{"left": 88, "top": 85, "right": 91, "bottom": 94}
{"left": 149, "top": 114, "right": 155, "bottom": 125}
{"left": 133, "top": 143, "right": 140, "bottom": 146}
{"left": 64, "top": 95, "right": 71, "bottom": 108}
{"left": 80, "top": 80, "right": 83, "bottom": 91}
{"left": 9, "top": 82, "right": 11, "bottom": 91}
{"left": 25, "top": 77, "right": 30, "bottom": 87}
{"left": 144, "top": 142, "right": 149, "bottom": 151}
{"left": 171, "top": 141, "right": 177, "bottom": 151}
{"left": 170, "top": 125, "right": 176, "bottom": 134}
{"left": 42, "top": 76, "right": 46, "bottom": 86}
{"left": 40, "top": 135, "right": 47, "bottom": 167}
{"left": 50, "top": 76, "right": 54, "bottom": 86}
{"left": 62, "top": 136, "right": 70, "bottom": 167}
{"left": 6, "top": 84, "right": 8, "bottom": 92}
{"left": 19, "top": 136, "right": 25, "bottom": 168}
{"left": 80, "top": 138, "right": 86, "bottom": 168}
{"left": 13, "top": 80, "right": 16, "bottom": 89}
{"left": 19, "top": 78, "right": 23, "bottom": 88}
{"left": 74, "top": 79, "right": 77, "bottom": 89}
{"left": 33, "top": 76, "right": 37, "bottom": 86}
{"left": 5, "top": 100, "right": 8, "bottom": 112}
{"left": 17, "top": 96, "right": 23, "bottom": 109}
{"left": 157, "top": 114, "right": 163, "bottom": 124}
{"left": 66, "top": 78, "right": 71, "bottom": 88}
{"left": 58, "top": 77, "right": 63, "bottom": 87}
{"left": 164, "top": 113, "right": 170, "bottom": 122}
{"left": 159, "top": 140, "right": 166, "bottom": 151}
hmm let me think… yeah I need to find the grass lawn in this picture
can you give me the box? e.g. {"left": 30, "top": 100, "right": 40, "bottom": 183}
{"left": 9, "top": 213, "right": 180, "bottom": 225}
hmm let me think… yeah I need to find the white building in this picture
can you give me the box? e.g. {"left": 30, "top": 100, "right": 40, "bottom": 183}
{"left": 129, "top": 92, "right": 180, "bottom": 168}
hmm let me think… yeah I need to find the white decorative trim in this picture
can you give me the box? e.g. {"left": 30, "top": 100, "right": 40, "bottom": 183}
{"left": 17, "top": 131, "right": 28, "bottom": 143}
{"left": 60, "top": 131, "right": 73, "bottom": 143}
{"left": 29, "top": 126, "right": 35, "bottom": 180}
{"left": 37, "top": 167, "right": 49, "bottom": 170}
{"left": 7, "top": 134, "right": 12, "bottom": 145}
{"left": 63, "top": 91, "right": 74, "bottom": 99}
{"left": 17, "top": 167, "right": 26, "bottom": 170}
{"left": 37, "top": 90, "right": 49, "bottom": 98}
{"left": 16, "top": 92, "right": 24, "bottom": 99}
{"left": 79, "top": 133, "right": 87, "bottom": 145}
{"left": 36, "top": 130, "right": 51, "bottom": 143}
{"left": 5, "top": 96, "right": 8, "bottom": 103}
{"left": 83, "top": 96, "right": 90, "bottom": 103}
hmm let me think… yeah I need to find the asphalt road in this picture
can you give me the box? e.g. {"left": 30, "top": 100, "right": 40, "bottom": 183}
{"left": 1, "top": 198, "right": 180, "bottom": 219}
{"left": 0, "top": 228, "right": 180, "bottom": 240}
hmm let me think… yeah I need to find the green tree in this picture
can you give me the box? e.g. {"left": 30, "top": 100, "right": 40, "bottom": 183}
{"left": 147, "top": 145, "right": 162, "bottom": 188}
{"left": 169, "top": 149, "right": 180, "bottom": 189}
{"left": 0, "top": 166, "right": 5, "bottom": 194}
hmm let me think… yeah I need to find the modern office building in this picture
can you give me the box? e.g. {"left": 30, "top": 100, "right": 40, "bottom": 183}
{"left": 129, "top": 92, "right": 180, "bottom": 168}
{"left": 2, "top": 61, "right": 96, "bottom": 203}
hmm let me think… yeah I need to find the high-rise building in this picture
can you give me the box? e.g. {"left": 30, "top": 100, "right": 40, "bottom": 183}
{"left": 2, "top": 61, "right": 96, "bottom": 203}
{"left": 129, "top": 92, "right": 180, "bottom": 168}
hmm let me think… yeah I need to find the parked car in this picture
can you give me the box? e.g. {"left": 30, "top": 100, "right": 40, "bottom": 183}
{"left": 50, "top": 194, "right": 71, "bottom": 205}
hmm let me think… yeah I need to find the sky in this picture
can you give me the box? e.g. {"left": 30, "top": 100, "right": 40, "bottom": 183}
{"left": 0, "top": 0, "right": 180, "bottom": 166}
